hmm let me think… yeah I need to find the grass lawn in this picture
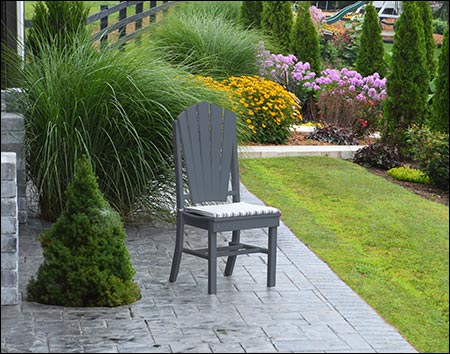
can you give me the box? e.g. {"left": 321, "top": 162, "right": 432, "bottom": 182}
{"left": 239, "top": 156, "right": 449, "bottom": 353}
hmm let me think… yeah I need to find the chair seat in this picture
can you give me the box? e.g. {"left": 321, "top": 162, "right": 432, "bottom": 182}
{"left": 185, "top": 202, "right": 280, "bottom": 218}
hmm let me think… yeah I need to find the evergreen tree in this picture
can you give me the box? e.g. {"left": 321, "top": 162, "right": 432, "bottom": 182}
{"left": 261, "top": 1, "right": 293, "bottom": 54}
{"left": 381, "top": 2, "right": 429, "bottom": 149}
{"left": 239, "top": 1, "right": 263, "bottom": 29}
{"left": 417, "top": 1, "right": 437, "bottom": 79}
{"left": 431, "top": 26, "right": 449, "bottom": 133}
{"left": 355, "top": 2, "right": 386, "bottom": 77}
{"left": 27, "top": 155, "right": 141, "bottom": 307}
{"left": 290, "top": 1, "right": 321, "bottom": 74}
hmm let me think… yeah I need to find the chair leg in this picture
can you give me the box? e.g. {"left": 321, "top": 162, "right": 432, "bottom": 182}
{"left": 224, "top": 230, "right": 240, "bottom": 276}
{"left": 208, "top": 230, "right": 217, "bottom": 294}
{"left": 267, "top": 226, "right": 277, "bottom": 287}
{"left": 169, "top": 213, "right": 184, "bottom": 282}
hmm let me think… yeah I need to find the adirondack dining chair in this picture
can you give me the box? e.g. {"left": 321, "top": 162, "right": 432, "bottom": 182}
{"left": 169, "top": 102, "right": 281, "bottom": 294}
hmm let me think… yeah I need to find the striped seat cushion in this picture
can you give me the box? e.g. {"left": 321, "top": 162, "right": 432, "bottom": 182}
{"left": 185, "top": 202, "right": 280, "bottom": 218}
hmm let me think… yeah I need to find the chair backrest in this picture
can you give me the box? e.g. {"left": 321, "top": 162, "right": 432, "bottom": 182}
{"left": 173, "top": 102, "right": 240, "bottom": 208}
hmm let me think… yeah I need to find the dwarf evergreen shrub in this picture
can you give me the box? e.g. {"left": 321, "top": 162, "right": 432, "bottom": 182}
{"left": 387, "top": 166, "right": 431, "bottom": 185}
{"left": 240, "top": 1, "right": 263, "bottom": 29}
{"left": 290, "top": 2, "right": 321, "bottom": 74}
{"left": 431, "top": 26, "right": 449, "bottom": 133}
{"left": 27, "top": 155, "right": 141, "bottom": 307}
{"left": 381, "top": 2, "right": 429, "bottom": 149}
{"left": 261, "top": 1, "right": 293, "bottom": 54}
{"left": 27, "top": 1, "right": 88, "bottom": 58}
{"left": 355, "top": 2, "right": 386, "bottom": 77}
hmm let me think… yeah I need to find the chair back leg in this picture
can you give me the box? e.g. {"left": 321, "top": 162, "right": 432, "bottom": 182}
{"left": 267, "top": 226, "right": 277, "bottom": 287}
{"left": 224, "top": 230, "right": 241, "bottom": 276}
{"left": 169, "top": 213, "right": 185, "bottom": 282}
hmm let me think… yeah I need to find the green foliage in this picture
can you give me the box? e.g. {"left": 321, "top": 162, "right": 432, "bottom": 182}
{"left": 172, "top": 1, "right": 241, "bottom": 24}
{"left": 432, "top": 19, "right": 448, "bottom": 34}
{"left": 240, "top": 156, "right": 449, "bottom": 354}
{"left": 418, "top": 1, "right": 437, "bottom": 78}
{"left": 148, "top": 3, "right": 268, "bottom": 80}
{"left": 290, "top": 1, "right": 321, "bottom": 74}
{"left": 26, "top": 1, "right": 88, "bottom": 58}
{"left": 353, "top": 143, "right": 402, "bottom": 170}
{"left": 355, "top": 3, "right": 386, "bottom": 77}
{"left": 407, "top": 125, "right": 449, "bottom": 189}
{"left": 431, "top": 26, "right": 449, "bottom": 133}
{"left": 306, "top": 126, "right": 359, "bottom": 145}
{"left": 261, "top": 1, "right": 293, "bottom": 54}
{"left": 239, "top": 1, "right": 264, "bottom": 29}
{"left": 381, "top": 2, "right": 430, "bottom": 149}
{"left": 14, "top": 31, "right": 224, "bottom": 221}
{"left": 27, "top": 155, "right": 141, "bottom": 307}
{"left": 387, "top": 166, "right": 431, "bottom": 185}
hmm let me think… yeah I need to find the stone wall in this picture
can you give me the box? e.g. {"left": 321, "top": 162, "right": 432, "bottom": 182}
{"left": 1, "top": 152, "right": 19, "bottom": 305}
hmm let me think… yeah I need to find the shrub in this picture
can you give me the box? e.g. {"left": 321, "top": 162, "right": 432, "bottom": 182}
{"left": 261, "top": 1, "right": 293, "bottom": 54}
{"left": 407, "top": 125, "right": 449, "bottom": 189}
{"left": 149, "top": 6, "right": 266, "bottom": 80}
{"left": 381, "top": 2, "right": 430, "bottom": 149}
{"left": 417, "top": 1, "right": 437, "bottom": 78}
{"left": 290, "top": 2, "right": 321, "bottom": 74}
{"left": 26, "top": 1, "right": 88, "bottom": 58}
{"left": 306, "top": 126, "right": 359, "bottom": 145}
{"left": 387, "top": 166, "right": 431, "bottom": 185}
{"left": 15, "top": 31, "right": 225, "bottom": 221}
{"left": 355, "top": 2, "right": 386, "bottom": 77}
{"left": 210, "top": 75, "right": 302, "bottom": 145}
{"left": 239, "top": 1, "right": 263, "bottom": 29}
{"left": 353, "top": 143, "right": 402, "bottom": 170}
{"left": 431, "top": 26, "right": 449, "bottom": 133}
{"left": 27, "top": 156, "right": 141, "bottom": 307}
{"left": 432, "top": 19, "right": 448, "bottom": 34}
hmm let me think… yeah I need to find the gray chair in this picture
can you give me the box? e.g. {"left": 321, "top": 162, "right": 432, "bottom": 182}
{"left": 169, "top": 102, "right": 281, "bottom": 294}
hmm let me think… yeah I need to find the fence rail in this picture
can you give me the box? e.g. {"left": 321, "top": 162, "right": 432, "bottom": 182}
{"left": 25, "top": 1, "right": 178, "bottom": 45}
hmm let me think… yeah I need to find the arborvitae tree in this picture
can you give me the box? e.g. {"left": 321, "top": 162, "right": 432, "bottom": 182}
{"left": 290, "top": 1, "right": 321, "bottom": 74}
{"left": 355, "top": 2, "right": 386, "bottom": 77}
{"left": 239, "top": 1, "right": 264, "bottom": 29}
{"left": 417, "top": 1, "right": 437, "bottom": 79}
{"left": 27, "top": 1, "right": 88, "bottom": 57}
{"left": 381, "top": 2, "right": 429, "bottom": 149}
{"left": 431, "top": 26, "right": 449, "bottom": 133}
{"left": 261, "top": 1, "right": 293, "bottom": 54}
{"left": 27, "top": 155, "right": 141, "bottom": 307}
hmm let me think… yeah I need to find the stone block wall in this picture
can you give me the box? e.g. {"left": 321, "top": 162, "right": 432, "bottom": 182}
{"left": 1, "top": 152, "right": 19, "bottom": 305}
{"left": 1, "top": 90, "right": 27, "bottom": 223}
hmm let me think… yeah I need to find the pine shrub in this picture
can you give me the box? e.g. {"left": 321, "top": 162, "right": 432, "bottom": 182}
{"left": 381, "top": 2, "right": 429, "bottom": 149}
{"left": 239, "top": 1, "right": 263, "bottom": 29}
{"left": 355, "top": 3, "right": 386, "bottom": 77}
{"left": 261, "top": 1, "right": 293, "bottom": 54}
{"left": 27, "top": 156, "right": 141, "bottom": 307}
{"left": 27, "top": 1, "right": 88, "bottom": 58}
{"left": 290, "top": 1, "right": 321, "bottom": 74}
{"left": 431, "top": 26, "right": 449, "bottom": 133}
{"left": 417, "top": 1, "right": 437, "bottom": 79}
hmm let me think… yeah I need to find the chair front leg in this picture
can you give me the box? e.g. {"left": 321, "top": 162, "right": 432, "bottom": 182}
{"left": 208, "top": 230, "right": 217, "bottom": 294}
{"left": 224, "top": 230, "right": 240, "bottom": 276}
{"left": 267, "top": 226, "right": 277, "bottom": 287}
{"left": 169, "top": 213, "right": 184, "bottom": 282}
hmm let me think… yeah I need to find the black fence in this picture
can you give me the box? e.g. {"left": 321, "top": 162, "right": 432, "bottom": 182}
{"left": 25, "top": 1, "right": 178, "bottom": 46}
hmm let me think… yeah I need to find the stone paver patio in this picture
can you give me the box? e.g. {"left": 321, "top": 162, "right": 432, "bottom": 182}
{"left": 1, "top": 184, "right": 417, "bottom": 353}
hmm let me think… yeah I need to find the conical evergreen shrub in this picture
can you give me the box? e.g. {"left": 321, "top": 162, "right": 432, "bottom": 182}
{"left": 431, "top": 26, "right": 449, "bottom": 133}
{"left": 417, "top": 1, "right": 437, "bottom": 79}
{"left": 355, "top": 2, "right": 386, "bottom": 77}
{"left": 239, "top": 1, "right": 263, "bottom": 29}
{"left": 27, "top": 155, "right": 141, "bottom": 307}
{"left": 381, "top": 2, "right": 429, "bottom": 149}
{"left": 290, "top": 1, "right": 321, "bottom": 74}
{"left": 261, "top": 1, "right": 293, "bottom": 54}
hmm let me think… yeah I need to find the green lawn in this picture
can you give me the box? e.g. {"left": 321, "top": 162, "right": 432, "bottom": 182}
{"left": 239, "top": 156, "right": 449, "bottom": 354}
